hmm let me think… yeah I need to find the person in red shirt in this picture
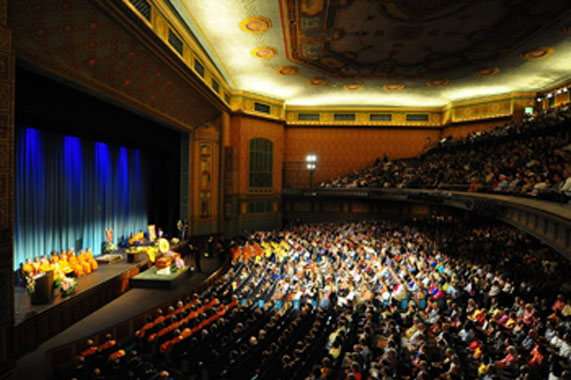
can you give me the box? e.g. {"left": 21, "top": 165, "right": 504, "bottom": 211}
{"left": 495, "top": 346, "right": 519, "bottom": 369}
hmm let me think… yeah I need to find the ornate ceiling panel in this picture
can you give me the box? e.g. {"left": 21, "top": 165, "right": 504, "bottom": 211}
{"left": 282, "top": 0, "right": 570, "bottom": 80}
{"left": 172, "top": 0, "right": 571, "bottom": 107}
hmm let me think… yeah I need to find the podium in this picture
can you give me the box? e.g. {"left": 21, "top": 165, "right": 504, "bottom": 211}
{"left": 31, "top": 270, "right": 54, "bottom": 305}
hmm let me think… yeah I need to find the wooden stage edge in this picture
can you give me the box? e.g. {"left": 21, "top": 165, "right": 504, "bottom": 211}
{"left": 12, "top": 252, "right": 151, "bottom": 359}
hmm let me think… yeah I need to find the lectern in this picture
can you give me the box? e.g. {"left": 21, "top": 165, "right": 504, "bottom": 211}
{"left": 31, "top": 270, "right": 54, "bottom": 305}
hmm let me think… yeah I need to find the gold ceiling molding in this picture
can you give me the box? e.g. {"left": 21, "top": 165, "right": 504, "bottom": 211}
{"left": 520, "top": 47, "right": 554, "bottom": 61}
{"left": 276, "top": 66, "right": 298, "bottom": 75}
{"left": 426, "top": 79, "right": 450, "bottom": 87}
{"left": 251, "top": 46, "right": 277, "bottom": 59}
{"left": 383, "top": 83, "right": 405, "bottom": 91}
{"left": 239, "top": 16, "right": 272, "bottom": 33}
{"left": 147, "top": 0, "right": 236, "bottom": 89}
{"left": 134, "top": 0, "right": 571, "bottom": 109}
{"left": 344, "top": 82, "right": 364, "bottom": 91}
{"left": 473, "top": 67, "right": 500, "bottom": 77}
{"left": 307, "top": 77, "right": 328, "bottom": 86}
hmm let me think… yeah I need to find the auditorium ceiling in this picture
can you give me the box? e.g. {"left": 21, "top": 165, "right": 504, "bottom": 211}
{"left": 171, "top": 0, "right": 571, "bottom": 107}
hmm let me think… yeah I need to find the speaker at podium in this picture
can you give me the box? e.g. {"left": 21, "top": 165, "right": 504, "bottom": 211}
{"left": 31, "top": 270, "right": 54, "bottom": 305}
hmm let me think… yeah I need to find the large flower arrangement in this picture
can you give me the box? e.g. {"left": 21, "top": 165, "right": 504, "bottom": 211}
{"left": 102, "top": 241, "right": 118, "bottom": 254}
{"left": 55, "top": 274, "right": 77, "bottom": 297}
{"left": 165, "top": 251, "right": 185, "bottom": 273}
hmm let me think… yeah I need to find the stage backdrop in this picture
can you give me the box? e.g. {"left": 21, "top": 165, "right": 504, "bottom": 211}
{"left": 15, "top": 127, "right": 149, "bottom": 268}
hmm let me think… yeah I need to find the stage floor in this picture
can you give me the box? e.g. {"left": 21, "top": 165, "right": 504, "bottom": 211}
{"left": 15, "top": 254, "right": 221, "bottom": 379}
{"left": 14, "top": 253, "right": 150, "bottom": 326}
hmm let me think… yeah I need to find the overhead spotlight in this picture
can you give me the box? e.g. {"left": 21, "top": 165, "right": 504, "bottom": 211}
{"left": 536, "top": 97, "right": 543, "bottom": 102}
{"left": 557, "top": 89, "right": 562, "bottom": 94}
{"left": 547, "top": 93, "right": 554, "bottom": 98}
{"left": 563, "top": 88, "right": 569, "bottom": 92}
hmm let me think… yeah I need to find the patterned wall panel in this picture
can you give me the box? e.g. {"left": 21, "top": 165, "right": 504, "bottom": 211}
{"left": 284, "top": 127, "right": 440, "bottom": 186}
{"left": 191, "top": 118, "right": 220, "bottom": 236}
{"left": 9, "top": 0, "right": 219, "bottom": 131}
{"left": 452, "top": 101, "right": 512, "bottom": 122}
{"left": 441, "top": 119, "right": 509, "bottom": 140}
{"left": 236, "top": 116, "right": 285, "bottom": 195}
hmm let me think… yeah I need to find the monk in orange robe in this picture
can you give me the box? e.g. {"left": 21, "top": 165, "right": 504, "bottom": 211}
{"left": 68, "top": 250, "right": 84, "bottom": 277}
{"left": 85, "top": 248, "right": 98, "bottom": 271}
{"left": 22, "top": 258, "right": 34, "bottom": 278}
{"left": 39, "top": 256, "right": 51, "bottom": 273}
{"left": 77, "top": 250, "right": 92, "bottom": 275}
{"left": 58, "top": 252, "right": 74, "bottom": 275}
{"left": 32, "top": 257, "right": 41, "bottom": 275}
{"left": 49, "top": 251, "right": 59, "bottom": 264}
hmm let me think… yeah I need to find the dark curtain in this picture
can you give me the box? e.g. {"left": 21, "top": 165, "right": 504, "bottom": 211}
{"left": 14, "top": 127, "right": 149, "bottom": 268}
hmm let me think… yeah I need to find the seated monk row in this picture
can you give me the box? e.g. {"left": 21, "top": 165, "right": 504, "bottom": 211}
{"left": 21, "top": 248, "right": 98, "bottom": 279}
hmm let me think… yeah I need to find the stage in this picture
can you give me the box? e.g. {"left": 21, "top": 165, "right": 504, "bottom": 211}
{"left": 15, "top": 253, "right": 223, "bottom": 379}
{"left": 14, "top": 251, "right": 150, "bottom": 326}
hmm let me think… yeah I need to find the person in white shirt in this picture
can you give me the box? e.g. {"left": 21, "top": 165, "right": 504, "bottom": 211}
{"left": 560, "top": 169, "right": 571, "bottom": 194}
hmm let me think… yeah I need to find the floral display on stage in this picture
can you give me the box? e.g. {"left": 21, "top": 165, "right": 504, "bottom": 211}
{"left": 126, "top": 237, "right": 186, "bottom": 275}
{"left": 25, "top": 273, "right": 35, "bottom": 295}
{"left": 55, "top": 275, "right": 77, "bottom": 297}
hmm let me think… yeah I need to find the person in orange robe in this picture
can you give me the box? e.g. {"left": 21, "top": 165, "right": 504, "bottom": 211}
{"left": 77, "top": 250, "right": 92, "bottom": 275}
{"left": 85, "top": 248, "right": 98, "bottom": 271}
{"left": 50, "top": 256, "right": 62, "bottom": 280}
{"left": 22, "top": 258, "right": 34, "bottom": 278}
{"left": 68, "top": 250, "right": 84, "bottom": 277}
{"left": 58, "top": 252, "right": 74, "bottom": 275}
{"left": 32, "top": 257, "right": 41, "bottom": 276}
{"left": 49, "top": 251, "right": 59, "bottom": 264}
{"left": 39, "top": 256, "right": 51, "bottom": 273}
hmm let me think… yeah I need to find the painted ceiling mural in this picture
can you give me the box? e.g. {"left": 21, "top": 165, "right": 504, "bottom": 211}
{"left": 284, "top": 0, "right": 568, "bottom": 79}
{"left": 173, "top": 0, "right": 571, "bottom": 106}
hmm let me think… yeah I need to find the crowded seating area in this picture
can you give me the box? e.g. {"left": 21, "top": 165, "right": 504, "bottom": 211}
{"left": 68, "top": 218, "right": 571, "bottom": 380}
{"left": 320, "top": 106, "right": 571, "bottom": 203}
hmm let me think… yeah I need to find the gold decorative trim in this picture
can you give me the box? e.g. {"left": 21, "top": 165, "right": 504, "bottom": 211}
{"left": 251, "top": 46, "right": 277, "bottom": 59}
{"left": 240, "top": 16, "right": 272, "bottom": 33}
{"left": 473, "top": 67, "right": 500, "bottom": 77}
{"left": 426, "top": 79, "right": 450, "bottom": 87}
{"left": 382, "top": 83, "right": 405, "bottom": 91}
{"left": 520, "top": 47, "right": 554, "bottom": 60}
{"left": 307, "top": 77, "right": 328, "bottom": 86}
{"left": 344, "top": 82, "right": 363, "bottom": 91}
{"left": 276, "top": 65, "right": 298, "bottom": 75}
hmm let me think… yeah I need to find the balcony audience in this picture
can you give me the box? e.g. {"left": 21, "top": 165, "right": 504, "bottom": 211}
{"left": 321, "top": 105, "right": 571, "bottom": 203}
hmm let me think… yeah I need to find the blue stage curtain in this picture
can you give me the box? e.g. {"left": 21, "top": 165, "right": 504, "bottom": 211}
{"left": 14, "top": 127, "right": 149, "bottom": 268}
